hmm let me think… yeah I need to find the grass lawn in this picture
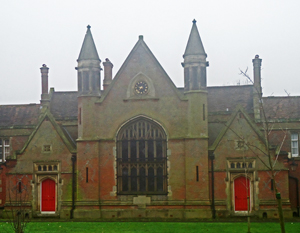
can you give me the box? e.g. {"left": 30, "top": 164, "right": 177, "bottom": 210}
{"left": 0, "top": 222, "right": 299, "bottom": 233}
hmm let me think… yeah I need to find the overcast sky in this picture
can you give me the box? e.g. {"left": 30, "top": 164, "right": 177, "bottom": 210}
{"left": 1, "top": 0, "right": 299, "bottom": 105}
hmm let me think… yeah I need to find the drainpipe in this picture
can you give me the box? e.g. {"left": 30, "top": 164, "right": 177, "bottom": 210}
{"left": 289, "top": 176, "right": 300, "bottom": 217}
{"left": 70, "top": 154, "right": 76, "bottom": 219}
{"left": 209, "top": 152, "right": 216, "bottom": 219}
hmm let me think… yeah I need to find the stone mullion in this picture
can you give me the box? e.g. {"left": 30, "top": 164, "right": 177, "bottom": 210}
{"left": 154, "top": 163, "right": 157, "bottom": 192}
{"left": 136, "top": 163, "right": 139, "bottom": 192}
{"left": 128, "top": 164, "right": 132, "bottom": 192}
{"left": 146, "top": 164, "right": 149, "bottom": 192}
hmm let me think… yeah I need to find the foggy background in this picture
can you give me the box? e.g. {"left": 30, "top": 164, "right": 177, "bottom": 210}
{"left": 1, "top": 0, "right": 299, "bottom": 105}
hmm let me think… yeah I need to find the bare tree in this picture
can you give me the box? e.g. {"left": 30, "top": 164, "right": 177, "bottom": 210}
{"left": 232, "top": 67, "right": 287, "bottom": 233}
{"left": 5, "top": 174, "right": 30, "bottom": 233}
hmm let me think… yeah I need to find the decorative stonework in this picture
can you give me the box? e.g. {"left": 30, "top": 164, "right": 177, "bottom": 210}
{"left": 125, "top": 73, "right": 156, "bottom": 100}
{"left": 42, "top": 145, "right": 51, "bottom": 153}
{"left": 32, "top": 162, "right": 61, "bottom": 216}
{"left": 234, "top": 140, "right": 248, "bottom": 151}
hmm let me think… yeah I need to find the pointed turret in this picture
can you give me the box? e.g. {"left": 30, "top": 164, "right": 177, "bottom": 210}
{"left": 182, "top": 19, "right": 208, "bottom": 91}
{"left": 183, "top": 19, "right": 206, "bottom": 57}
{"left": 76, "top": 25, "right": 101, "bottom": 96}
{"left": 78, "top": 25, "right": 100, "bottom": 61}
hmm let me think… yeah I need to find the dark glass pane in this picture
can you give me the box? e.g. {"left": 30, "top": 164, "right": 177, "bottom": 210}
{"left": 156, "top": 140, "right": 162, "bottom": 159}
{"left": 38, "top": 165, "right": 41, "bottom": 171}
{"left": 140, "top": 167, "right": 146, "bottom": 192}
{"left": 83, "top": 71, "right": 89, "bottom": 91}
{"left": 139, "top": 140, "right": 145, "bottom": 161}
{"left": 43, "top": 165, "right": 47, "bottom": 171}
{"left": 131, "top": 167, "right": 137, "bottom": 191}
{"left": 148, "top": 167, "right": 154, "bottom": 191}
{"left": 242, "top": 163, "right": 246, "bottom": 168}
{"left": 48, "top": 165, "right": 52, "bottom": 171}
{"left": 231, "top": 163, "right": 235, "bottom": 168}
{"left": 54, "top": 165, "right": 58, "bottom": 171}
{"left": 157, "top": 167, "right": 164, "bottom": 192}
{"left": 122, "top": 141, "right": 128, "bottom": 160}
{"left": 148, "top": 140, "right": 154, "bottom": 161}
{"left": 78, "top": 72, "right": 82, "bottom": 91}
{"left": 236, "top": 163, "right": 241, "bottom": 168}
{"left": 122, "top": 168, "right": 128, "bottom": 191}
{"left": 18, "top": 182, "right": 22, "bottom": 193}
{"left": 248, "top": 162, "right": 252, "bottom": 168}
{"left": 130, "top": 140, "right": 136, "bottom": 161}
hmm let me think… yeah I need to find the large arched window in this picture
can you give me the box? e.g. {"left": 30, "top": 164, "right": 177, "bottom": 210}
{"left": 117, "top": 118, "right": 167, "bottom": 195}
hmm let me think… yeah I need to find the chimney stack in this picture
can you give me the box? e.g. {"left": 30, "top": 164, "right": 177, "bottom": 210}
{"left": 103, "top": 58, "right": 113, "bottom": 90}
{"left": 252, "top": 55, "right": 262, "bottom": 121}
{"left": 40, "top": 64, "right": 50, "bottom": 105}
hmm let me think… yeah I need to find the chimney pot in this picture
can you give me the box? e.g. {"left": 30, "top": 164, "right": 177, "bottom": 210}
{"left": 103, "top": 59, "right": 113, "bottom": 90}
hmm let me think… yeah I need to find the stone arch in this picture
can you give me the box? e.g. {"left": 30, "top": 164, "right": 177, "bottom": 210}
{"left": 116, "top": 116, "right": 168, "bottom": 195}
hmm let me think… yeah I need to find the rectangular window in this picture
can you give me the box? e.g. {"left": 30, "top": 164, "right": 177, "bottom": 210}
{"left": 291, "top": 133, "right": 299, "bottom": 157}
{"left": 270, "top": 179, "right": 274, "bottom": 191}
{"left": 43, "top": 145, "right": 51, "bottom": 152}
{"left": 86, "top": 167, "right": 89, "bottom": 183}
{"left": 0, "top": 139, "right": 9, "bottom": 162}
{"left": 196, "top": 166, "right": 199, "bottom": 182}
{"left": 79, "top": 108, "right": 81, "bottom": 125}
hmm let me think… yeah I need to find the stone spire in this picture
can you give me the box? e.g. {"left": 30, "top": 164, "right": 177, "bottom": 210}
{"left": 78, "top": 25, "right": 100, "bottom": 62}
{"left": 183, "top": 19, "right": 206, "bottom": 58}
{"left": 182, "top": 20, "right": 208, "bottom": 91}
{"left": 76, "top": 25, "right": 101, "bottom": 96}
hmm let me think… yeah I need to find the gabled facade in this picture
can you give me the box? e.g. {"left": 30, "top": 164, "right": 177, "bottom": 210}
{"left": 0, "top": 20, "right": 300, "bottom": 219}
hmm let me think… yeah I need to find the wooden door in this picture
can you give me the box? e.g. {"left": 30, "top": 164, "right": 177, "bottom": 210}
{"left": 41, "top": 179, "right": 56, "bottom": 212}
{"left": 234, "top": 176, "right": 250, "bottom": 211}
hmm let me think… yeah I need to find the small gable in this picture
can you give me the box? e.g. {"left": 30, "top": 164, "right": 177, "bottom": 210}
{"left": 13, "top": 112, "right": 76, "bottom": 173}
{"left": 210, "top": 107, "right": 267, "bottom": 162}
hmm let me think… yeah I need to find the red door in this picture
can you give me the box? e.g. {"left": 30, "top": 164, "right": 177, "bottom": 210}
{"left": 41, "top": 179, "right": 56, "bottom": 212}
{"left": 234, "top": 176, "right": 250, "bottom": 211}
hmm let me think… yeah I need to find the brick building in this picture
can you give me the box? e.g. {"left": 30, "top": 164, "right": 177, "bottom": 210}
{"left": 0, "top": 20, "right": 299, "bottom": 219}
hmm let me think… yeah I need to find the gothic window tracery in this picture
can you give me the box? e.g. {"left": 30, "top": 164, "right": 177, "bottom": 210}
{"left": 117, "top": 118, "right": 167, "bottom": 195}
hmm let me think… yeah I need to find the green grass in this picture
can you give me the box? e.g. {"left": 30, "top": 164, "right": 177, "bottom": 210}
{"left": 0, "top": 222, "right": 299, "bottom": 233}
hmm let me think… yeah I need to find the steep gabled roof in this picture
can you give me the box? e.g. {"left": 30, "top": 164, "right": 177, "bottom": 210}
{"left": 207, "top": 85, "right": 254, "bottom": 113}
{"left": 0, "top": 104, "right": 40, "bottom": 127}
{"left": 19, "top": 110, "right": 76, "bottom": 154}
{"left": 96, "top": 36, "right": 185, "bottom": 103}
{"left": 50, "top": 91, "right": 78, "bottom": 119}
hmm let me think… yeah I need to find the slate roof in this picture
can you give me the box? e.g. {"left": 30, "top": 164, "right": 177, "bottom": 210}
{"left": 207, "top": 85, "right": 254, "bottom": 113}
{"left": 50, "top": 91, "right": 78, "bottom": 119}
{"left": 262, "top": 96, "right": 300, "bottom": 120}
{"left": 0, "top": 104, "right": 40, "bottom": 127}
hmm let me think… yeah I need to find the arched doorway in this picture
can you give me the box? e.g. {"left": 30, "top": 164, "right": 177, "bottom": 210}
{"left": 116, "top": 117, "right": 167, "bottom": 195}
{"left": 234, "top": 176, "right": 250, "bottom": 211}
{"left": 41, "top": 179, "right": 56, "bottom": 212}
